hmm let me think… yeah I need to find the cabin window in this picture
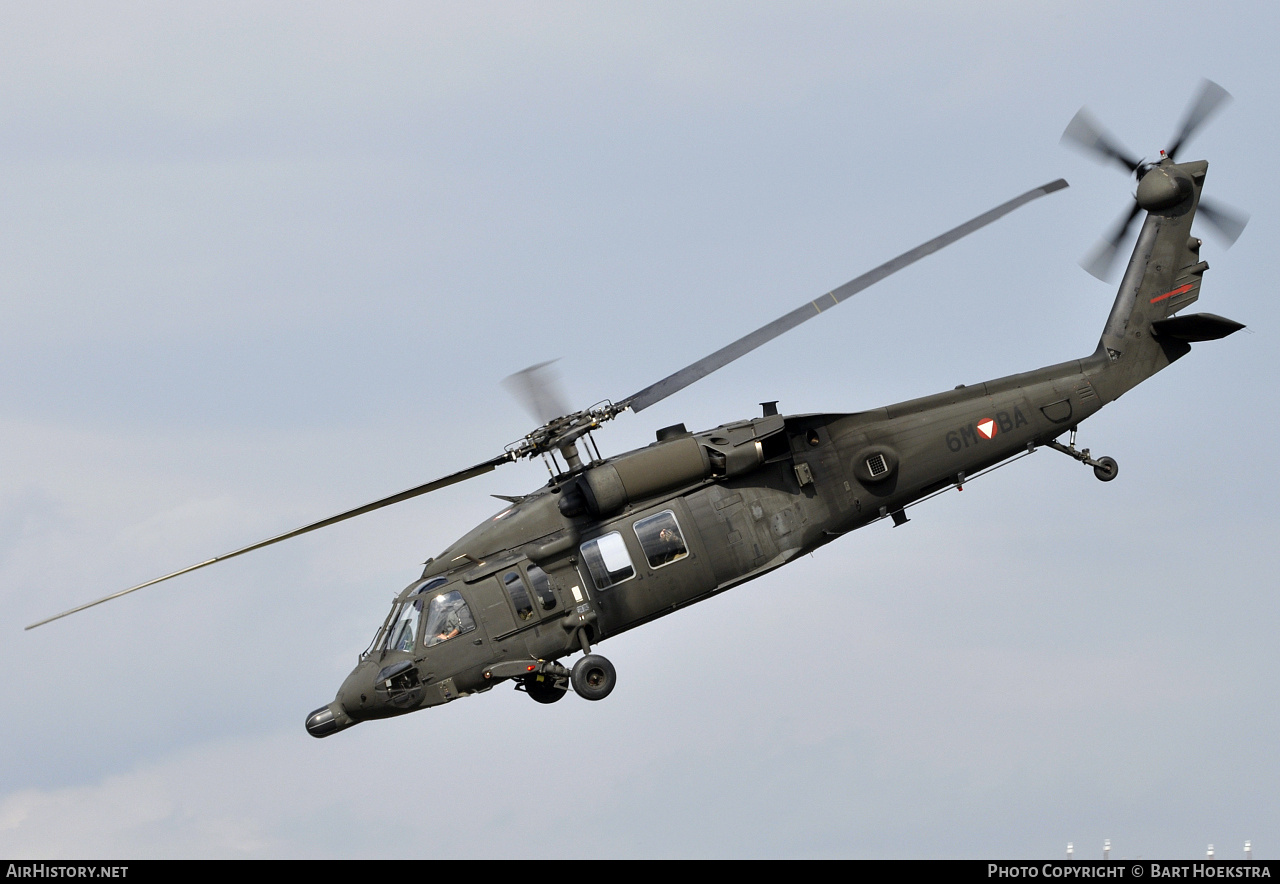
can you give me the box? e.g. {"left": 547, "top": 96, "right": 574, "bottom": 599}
{"left": 503, "top": 570, "right": 534, "bottom": 621}
{"left": 423, "top": 590, "right": 476, "bottom": 647}
{"left": 580, "top": 532, "right": 635, "bottom": 590}
{"left": 527, "top": 564, "right": 557, "bottom": 610}
{"left": 633, "top": 510, "right": 689, "bottom": 569}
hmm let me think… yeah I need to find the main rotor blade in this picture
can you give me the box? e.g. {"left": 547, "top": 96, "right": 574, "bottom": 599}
{"left": 1167, "top": 79, "right": 1231, "bottom": 161}
{"left": 1061, "top": 108, "right": 1144, "bottom": 175}
{"left": 623, "top": 179, "right": 1068, "bottom": 413}
{"left": 25, "top": 452, "right": 514, "bottom": 630}
{"left": 502, "top": 359, "right": 572, "bottom": 425}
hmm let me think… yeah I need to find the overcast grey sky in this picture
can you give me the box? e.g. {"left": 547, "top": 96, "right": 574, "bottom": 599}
{"left": 2, "top": 1, "right": 1277, "bottom": 859}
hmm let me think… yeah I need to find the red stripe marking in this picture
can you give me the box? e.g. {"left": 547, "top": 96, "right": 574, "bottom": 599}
{"left": 1151, "top": 283, "right": 1195, "bottom": 304}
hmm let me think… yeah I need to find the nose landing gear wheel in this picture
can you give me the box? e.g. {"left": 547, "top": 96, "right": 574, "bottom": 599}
{"left": 571, "top": 654, "right": 616, "bottom": 701}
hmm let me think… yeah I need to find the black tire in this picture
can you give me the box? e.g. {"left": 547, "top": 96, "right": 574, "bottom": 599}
{"left": 571, "top": 654, "right": 616, "bottom": 701}
{"left": 1093, "top": 456, "right": 1118, "bottom": 482}
{"left": 524, "top": 676, "right": 567, "bottom": 704}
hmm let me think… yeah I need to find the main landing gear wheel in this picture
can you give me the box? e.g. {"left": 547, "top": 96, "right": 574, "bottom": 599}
{"left": 571, "top": 654, "right": 616, "bottom": 701}
{"left": 1093, "top": 456, "right": 1119, "bottom": 482}
{"left": 524, "top": 675, "right": 568, "bottom": 704}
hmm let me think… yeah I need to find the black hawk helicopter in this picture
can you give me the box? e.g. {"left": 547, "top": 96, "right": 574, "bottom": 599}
{"left": 27, "top": 82, "right": 1248, "bottom": 739}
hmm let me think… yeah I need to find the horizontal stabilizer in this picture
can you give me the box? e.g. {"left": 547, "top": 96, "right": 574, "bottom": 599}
{"left": 1150, "top": 312, "right": 1245, "bottom": 342}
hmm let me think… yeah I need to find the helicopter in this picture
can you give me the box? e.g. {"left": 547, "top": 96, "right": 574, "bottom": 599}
{"left": 26, "top": 81, "right": 1247, "bottom": 739}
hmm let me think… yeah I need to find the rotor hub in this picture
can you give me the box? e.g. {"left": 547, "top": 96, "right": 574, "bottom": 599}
{"left": 1136, "top": 163, "right": 1194, "bottom": 212}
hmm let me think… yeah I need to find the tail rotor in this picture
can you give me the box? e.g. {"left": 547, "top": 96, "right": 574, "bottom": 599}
{"left": 1062, "top": 79, "right": 1248, "bottom": 280}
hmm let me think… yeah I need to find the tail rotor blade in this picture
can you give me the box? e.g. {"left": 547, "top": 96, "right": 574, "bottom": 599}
{"left": 1168, "top": 79, "right": 1232, "bottom": 160}
{"left": 1065, "top": 80, "right": 1244, "bottom": 280}
{"left": 1061, "top": 108, "right": 1144, "bottom": 175}
{"left": 1082, "top": 201, "right": 1143, "bottom": 281}
{"left": 1198, "top": 197, "right": 1249, "bottom": 247}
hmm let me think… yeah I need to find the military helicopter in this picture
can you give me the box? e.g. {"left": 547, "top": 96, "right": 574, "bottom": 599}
{"left": 27, "top": 82, "right": 1247, "bottom": 739}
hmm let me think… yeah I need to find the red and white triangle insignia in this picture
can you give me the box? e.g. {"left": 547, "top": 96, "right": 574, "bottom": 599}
{"left": 976, "top": 418, "right": 997, "bottom": 440}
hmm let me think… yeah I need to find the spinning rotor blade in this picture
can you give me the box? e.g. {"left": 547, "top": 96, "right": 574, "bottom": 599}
{"left": 28, "top": 181, "right": 1070, "bottom": 629}
{"left": 25, "top": 452, "right": 514, "bottom": 630}
{"left": 1198, "top": 197, "right": 1249, "bottom": 247}
{"left": 1080, "top": 192, "right": 1248, "bottom": 284}
{"left": 1167, "top": 79, "right": 1231, "bottom": 160}
{"left": 1066, "top": 79, "right": 1242, "bottom": 281}
{"left": 623, "top": 179, "right": 1069, "bottom": 413}
{"left": 1082, "top": 200, "right": 1143, "bottom": 281}
{"left": 502, "top": 359, "right": 573, "bottom": 425}
{"left": 1061, "top": 108, "right": 1144, "bottom": 175}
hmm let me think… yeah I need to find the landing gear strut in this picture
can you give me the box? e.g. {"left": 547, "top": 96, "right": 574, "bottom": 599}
{"left": 1043, "top": 428, "right": 1119, "bottom": 482}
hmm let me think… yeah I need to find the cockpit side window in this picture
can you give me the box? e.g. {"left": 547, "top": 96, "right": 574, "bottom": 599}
{"left": 580, "top": 532, "right": 635, "bottom": 590}
{"left": 423, "top": 590, "right": 476, "bottom": 647}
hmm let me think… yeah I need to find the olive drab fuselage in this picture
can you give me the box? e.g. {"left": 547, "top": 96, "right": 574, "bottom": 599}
{"left": 331, "top": 358, "right": 1109, "bottom": 730}
{"left": 304, "top": 152, "right": 1244, "bottom": 738}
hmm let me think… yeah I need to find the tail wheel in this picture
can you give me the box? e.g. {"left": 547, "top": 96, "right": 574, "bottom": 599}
{"left": 571, "top": 654, "right": 616, "bottom": 701}
{"left": 1093, "top": 456, "right": 1119, "bottom": 482}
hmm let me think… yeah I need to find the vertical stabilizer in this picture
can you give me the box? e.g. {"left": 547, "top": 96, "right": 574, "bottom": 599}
{"left": 1092, "top": 159, "right": 1219, "bottom": 404}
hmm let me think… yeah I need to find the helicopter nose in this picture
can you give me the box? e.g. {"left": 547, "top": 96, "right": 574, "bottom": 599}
{"left": 306, "top": 659, "right": 383, "bottom": 737}
{"left": 305, "top": 701, "right": 356, "bottom": 738}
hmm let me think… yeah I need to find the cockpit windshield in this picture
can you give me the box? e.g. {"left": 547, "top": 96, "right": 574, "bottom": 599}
{"left": 384, "top": 597, "right": 423, "bottom": 652}
{"left": 368, "top": 577, "right": 450, "bottom": 657}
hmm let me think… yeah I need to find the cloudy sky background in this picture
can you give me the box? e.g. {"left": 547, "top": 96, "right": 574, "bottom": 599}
{"left": 2, "top": 1, "right": 1277, "bottom": 859}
